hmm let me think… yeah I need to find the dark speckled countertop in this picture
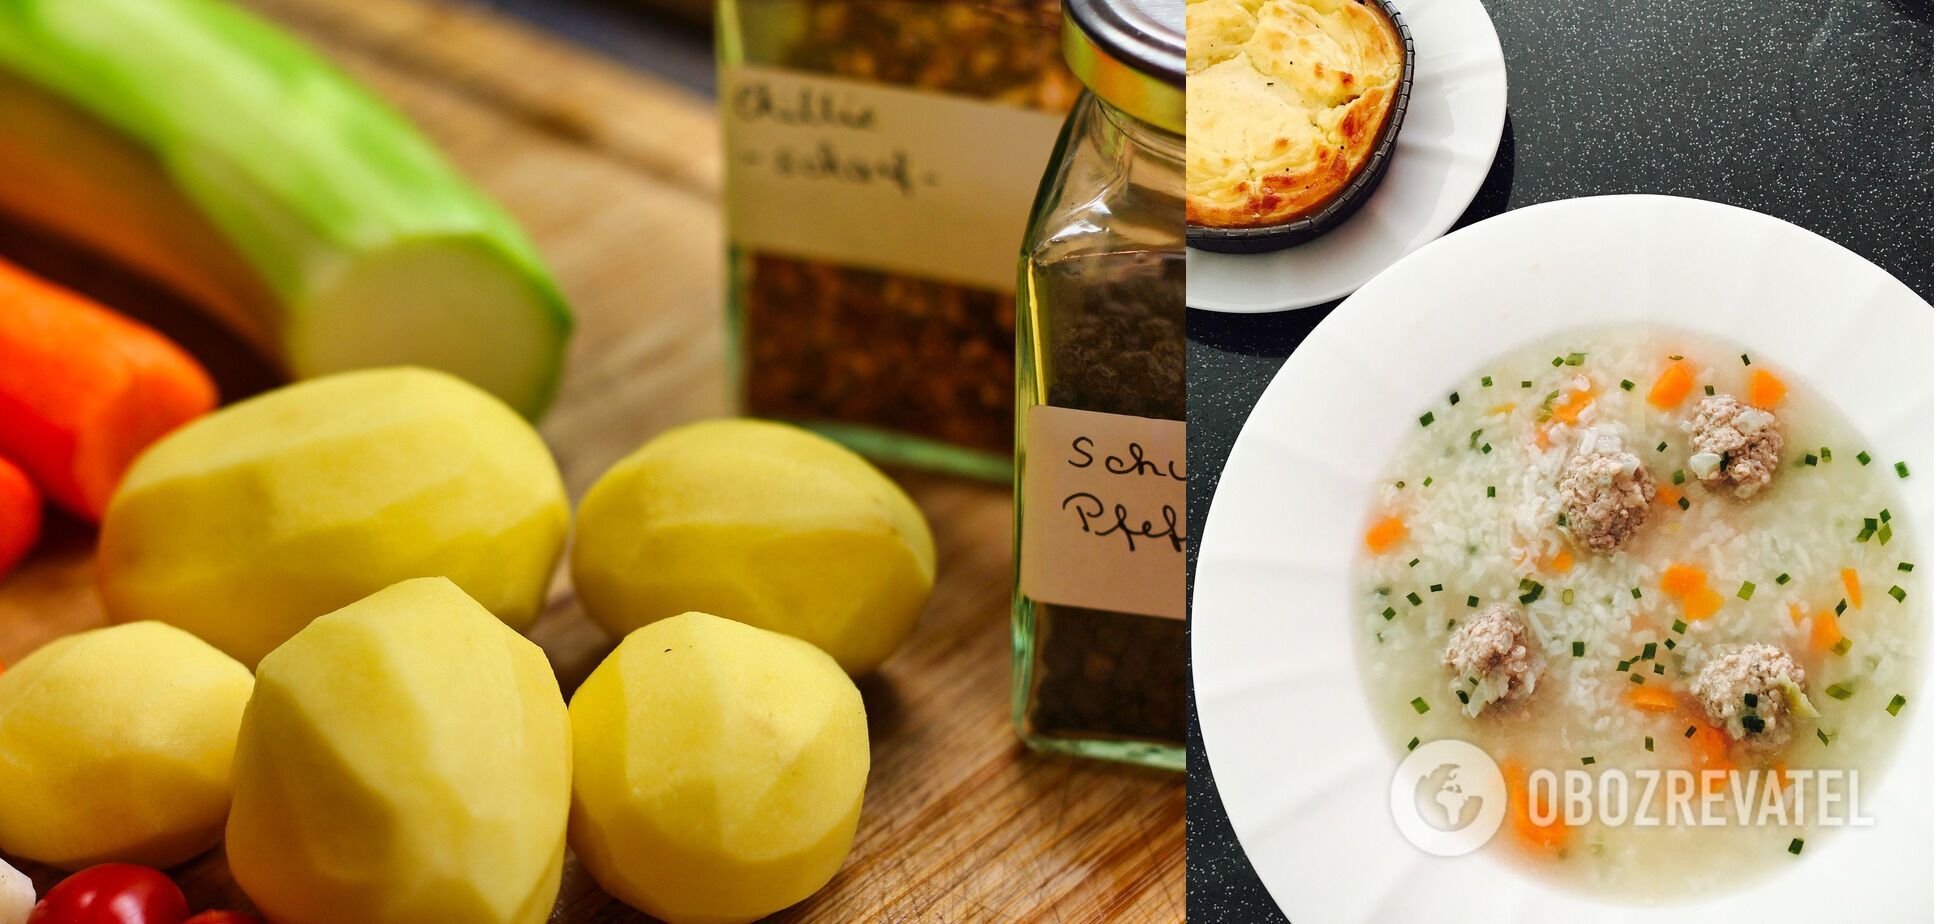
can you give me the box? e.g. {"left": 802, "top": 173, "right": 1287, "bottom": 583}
{"left": 1186, "top": 0, "right": 1933, "bottom": 919}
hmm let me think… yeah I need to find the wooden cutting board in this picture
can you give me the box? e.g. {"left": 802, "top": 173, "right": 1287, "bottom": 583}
{"left": 0, "top": 0, "right": 1186, "bottom": 920}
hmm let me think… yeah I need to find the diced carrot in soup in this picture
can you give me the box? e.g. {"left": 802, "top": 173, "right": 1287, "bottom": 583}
{"left": 1627, "top": 685, "right": 1681, "bottom": 713}
{"left": 1810, "top": 610, "right": 1842, "bottom": 651}
{"left": 1841, "top": 568, "right": 1863, "bottom": 609}
{"left": 1551, "top": 387, "right": 1597, "bottom": 426}
{"left": 1365, "top": 516, "right": 1408, "bottom": 554}
{"left": 1550, "top": 551, "right": 1574, "bottom": 572}
{"left": 1660, "top": 564, "right": 1708, "bottom": 597}
{"left": 1682, "top": 587, "right": 1724, "bottom": 621}
{"left": 1655, "top": 484, "right": 1684, "bottom": 508}
{"left": 1501, "top": 760, "right": 1568, "bottom": 853}
{"left": 1647, "top": 360, "right": 1694, "bottom": 409}
{"left": 1748, "top": 368, "right": 1787, "bottom": 409}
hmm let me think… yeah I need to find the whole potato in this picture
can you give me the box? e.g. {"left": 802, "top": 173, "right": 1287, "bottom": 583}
{"left": 569, "top": 612, "right": 869, "bottom": 924}
{"left": 0, "top": 622, "right": 252, "bottom": 869}
{"left": 571, "top": 419, "right": 934, "bottom": 673}
{"left": 98, "top": 367, "right": 569, "bottom": 666}
{"left": 226, "top": 577, "right": 571, "bottom": 924}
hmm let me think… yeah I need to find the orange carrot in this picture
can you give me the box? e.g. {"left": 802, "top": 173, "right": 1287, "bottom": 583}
{"left": 1748, "top": 368, "right": 1787, "bottom": 410}
{"left": 1841, "top": 568, "right": 1863, "bottom": 610}
{"left": 1660, "top": 563, "right": 1708, "bottom": 597}
{"left": 1647, "top": 360, "right": 1694, "bottom": 410}
{"left": 1789, "top": 603, "right": 1805, "bottom": 624}
{"left": 1655, "top": 484, "right": 1684, "bottom": 508}
{"left": 1688, "top": 718, "right": 1733, "bottom": 784}
{"left": 1501, "top": 760, "right": 1568, "bottom": 853}
{"left": 1549, "top": 550, "right": 1574, "bottom": 573}
{"left": 1550, "top": 386, "right": 1598, "bottom": 426}
{"left": 0, "top": 455, "right": 39, "bottom": 582}
{"left": 1810, "top": 610, "right": 1842, "bottom": 652}
{"left": 0, "top": 258, "right": 216, "bottom": 520}
{"left": 1627, "top": 685, "right": 1681, "bottom": 713}
{"left": 1683, "top": 586, "right": 1724, "bottom": 621}
{"left": 1365, "top": 516, "right": 1408, "bottom": 554}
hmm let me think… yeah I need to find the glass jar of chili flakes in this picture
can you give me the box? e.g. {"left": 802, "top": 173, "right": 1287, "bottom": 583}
{"left": 1012, "top": 0, "right": 1185, "bottom": 769}
{"left": 717, "top": 0, "right": 1080, "bottom": 480}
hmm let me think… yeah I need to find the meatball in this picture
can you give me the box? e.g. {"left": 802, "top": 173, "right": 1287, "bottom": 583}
{"left": 1442, "top": 604, "right": 1542, "bottom": 716}
{"left": 1683, "top": 394, "right": 1783, "bottom": 499}
{"left": 1692, "top": 644, "right": 1816, "bottom": 748}
{"left": 1558, "top": 439, "right": 1654, "bottom": 552}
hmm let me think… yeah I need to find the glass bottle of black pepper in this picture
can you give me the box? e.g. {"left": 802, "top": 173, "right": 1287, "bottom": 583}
{"left": 1012, "top": 0, "right": 1185, "bottom": 769}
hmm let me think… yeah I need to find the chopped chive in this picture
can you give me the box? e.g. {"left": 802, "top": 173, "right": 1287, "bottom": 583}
{"left": 1521, "top": 380, "right": 1533, "bottom": 388}
{"left": 1803, "top": 453, "right": 1818, "bottom": 467}
{"left": 1407, "top": 592, "right": 1423, "bottom": 606}
{"left": 1740, "top": 353, "right": 1751, "bottom": 366}
{"left": 1677, "top": 496, "right": 1691, "bottom": 511}
{"left": 1788, "top": 838, "right": 1803, "bottom": 856}
{"left": 1572, "top": 641, "right": 1585, "bottom": 657}
{"left": 1825, "top": 683, "right": 1853, "bottom": 701}
{"left": 1411, "top": 696, "right": 1430, "bottom": 714}
{"left": 1645, "top": 736, "right": 1654, "bottom": 751}
{"left": 1423, "top": 476, "right": 1434, "bottom": 487}
{"left": 1835, "top": 599, "right": 1848, "bottom": 616}
{"left": 1564, "top": 352, "right": 1586, "bottom": 366}
{"left": 1643, "top": 642, "right": 1658, "bottom": 660}
{"left": 1456, "top": 690, "right": 1470, "bottom": 705}
{"left": 1879, "top": 524, "right": 1893, "bottom": 546}
{"left": 1562, "top": 589, "right": 1576, "bottom": 605}
{"left": 1857, "top": 518, "right": 1878, "bottom": 542}
{"left": 1879, "top": 508, "right": 1892, "bottom": 523}
{"left": 1672, "top": 619, "right": 1687, "bottom": 634}
{"left": 1776, "top": 573, "right": 1791, "bottom": 585}
{"left": 1672, "top": 469, "right": 1687, "bottom": 485}
{"left": 1656, "top": 440, "right": 1668, "bottom": 453}
{"left": 1462, "top": 595, "right": 1478, "bottom": 608}
{"left": 1407, "top": 736, "right": 1420, "bottom": 751}
{"left": 1481, "top": 376, "right": 1493, "bottom": 387}
{"left": 1631, "top": 587, "right": 1643, "bottom": 600}
{"left": 1486, "top": 486, "right": 1496, "bottom": 498}
{"left": 1896, "top": 461, "right": 1910, "bottom": 478}
{"left": 1419, "top": 412, "right": 1435, "bottom": 427}
{"left": 1857, "top": 451, "right": 1872, "bottom": 465}
{"left": 1580, "top": 755, "right": 1596, "bottom": 765}
{"left": 1616, "top": 661, "right": 1629, "bottom": 672}
{"left": 1832, "top": 637, "right": 1852, "bottom": 656}
{"left": 1742, "top": 715, "right": 1765, "bottom": 733}
{"left": 1481, "top": 444, "right": 1493, "bottom": 455}
{"left": 1429, "top": 583, "right": 1444, "bottom": 593}
{"left": 1519, "top": 581, "right": 1545, "bottom": 604}
{"left": 1395, "top": 481, "right": 1406, "bottom": 490}
{"left": 1669, "top": 354, "right": 1684, "bottom": 361}
{"left": 1469, "top": 428, "right": 1483, "bottom": 448}
{"left": 1888, "top": 694, "right": 1907, "bottom": 716}
{"left": 1620, "top": 379, "right": 1636, "bottom": 391}
{"left": 1898, "top": 562, "right": 1914, "bottom": 572}
{"left": 1684, "top": 725, "right": 1697, "bottom": 738}
{"left": 1382, "top": 607, "right": 1396, "bottom": 621}
{"left": 1820, "top": 447, "right": 1832, "bottom": 462}
{"left": 1889, "top": 585, "right": 1907, "bottom": 603}
{"left": 1408, "top": 557, "right": 1421, "bottom": 567}
{"left": 1551, "top": 356, "right": 1565, "bottom": 367}
{"left": 1816, "top": 728, "right": 1831, "bottom": 746}
{"left": 1744, "top": 693, "right": 1759, "bottom": 707}
{"left": 1449, "top": 392, "right": 1460, "bottom": 406}
{"left": 1653, "top": 663, "right": 1666, "bottom": 675}
{"left": 1737, "top": 581, "right": 1756, "bottom": 601}
{"left": 1629, "top": 673, "right": 1645, "bottom": 685}
{"left": 1555, "top": 513, "right": 1568, "bottom": 527}
{"left": 1704, "top": 384, "right": 1716, "bottom": 396}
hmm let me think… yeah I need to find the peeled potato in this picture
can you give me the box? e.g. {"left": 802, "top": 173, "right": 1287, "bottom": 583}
{"left": 0, "top": 622, "right": 252, "bottom": 869}
{"left": 569, "top": 612, "right": 869, "bottom": 924}
{"left": 99, "top": 367, "right": 569, "bottom": 666}
{"left": 226, "top": 578, "right": 571, "bottom": 924}
{"left": 571, "top": 419, "right": 935, "bottom": 673}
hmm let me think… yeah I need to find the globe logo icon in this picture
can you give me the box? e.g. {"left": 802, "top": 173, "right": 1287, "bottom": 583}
{"left": 1414, "top": 762, "right": 1483, "bottom": 832}
{"left": 1389, "top": 739, "right": 1506, "bottom": 856}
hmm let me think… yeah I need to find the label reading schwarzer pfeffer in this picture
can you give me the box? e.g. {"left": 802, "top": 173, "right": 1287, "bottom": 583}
{"left": 1020, "top": 405, "right": 1186, "bottom": 620}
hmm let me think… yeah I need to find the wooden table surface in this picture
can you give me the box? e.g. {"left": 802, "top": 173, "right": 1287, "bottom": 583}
{"left": 0, "top": 0, "right": 1187, "bottom": 919}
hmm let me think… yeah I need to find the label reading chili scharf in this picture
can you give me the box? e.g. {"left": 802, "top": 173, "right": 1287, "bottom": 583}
{"left": 1020, "top": 405, "right": 1187, "bottom": 621}
{"left": 722, "top": 65, "right": 1064, "bottom": 293}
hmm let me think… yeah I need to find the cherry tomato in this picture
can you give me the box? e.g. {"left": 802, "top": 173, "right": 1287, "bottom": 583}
{"left": 182, "top": 914, "right": 261, "bottom": 924}
{"left": 26, "top": 865, "right": 186, "bottom": 924}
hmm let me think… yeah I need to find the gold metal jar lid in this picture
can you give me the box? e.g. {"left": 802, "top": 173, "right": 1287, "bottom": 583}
{"left": 1062, "top": 0, "right": 1185, "bottom": 135}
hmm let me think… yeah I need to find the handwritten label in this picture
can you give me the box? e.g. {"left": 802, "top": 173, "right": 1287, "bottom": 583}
{"left": 1020, "top": 405, "right": 1186, "bottom": 621}
{"left": 722, "top": 65, "right": 1066, "bottom": 292}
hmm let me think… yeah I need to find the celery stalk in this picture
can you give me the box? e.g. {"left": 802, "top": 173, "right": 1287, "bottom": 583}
{"left": 0, "top": 0, "right": 572, "bottom": 417}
